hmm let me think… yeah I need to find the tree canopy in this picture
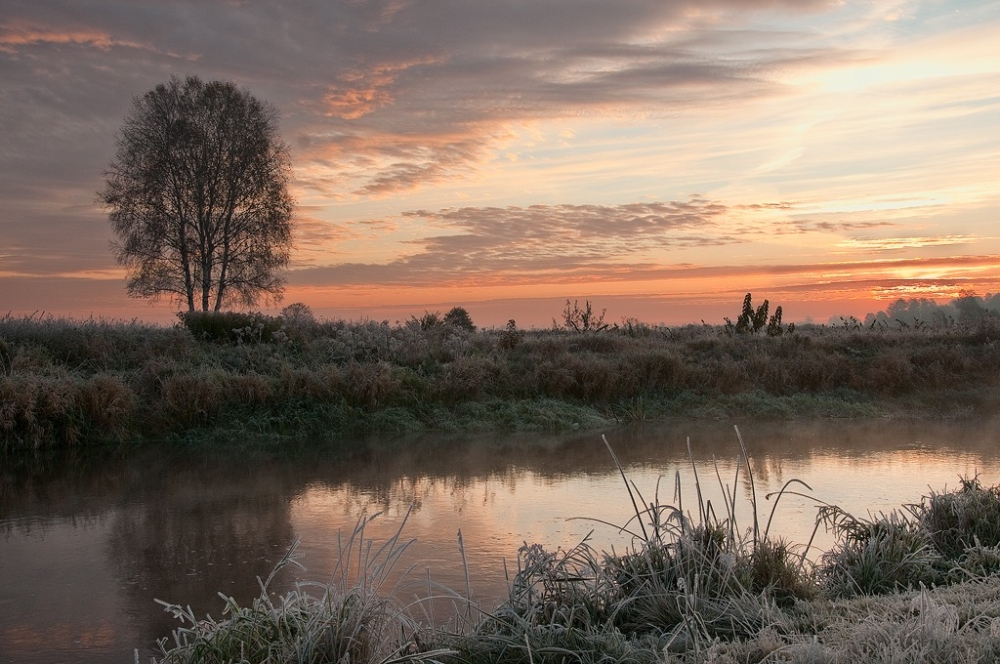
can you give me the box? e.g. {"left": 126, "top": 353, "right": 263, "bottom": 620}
{"left": 100, "top": 75, "right": 294, "bottom": 312}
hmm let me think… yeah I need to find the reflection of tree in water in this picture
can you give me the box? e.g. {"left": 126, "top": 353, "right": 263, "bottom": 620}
{"left": 104, "top": 453, "right": 297, "bottom": 656}
{"left": 1, "top": 447, "right": 130, "bottom": 527}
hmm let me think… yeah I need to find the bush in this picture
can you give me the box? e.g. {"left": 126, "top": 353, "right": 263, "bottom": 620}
{"left": 497, "top": 319, "right": 524, "bottom": 350}
{"left": 443, "top": 306, "right": 476, "bottom": 332}
{"left": 559, "top": 299, "right": 609, "bottom": 333}
{"left": 178, "top": 311, "right": 285, "bottom": 344}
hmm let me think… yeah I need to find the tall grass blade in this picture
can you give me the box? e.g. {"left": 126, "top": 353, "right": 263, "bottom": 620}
{"left": 763, "top": 478, "right": 813, "bottom": 542}
{"left": 687, "top": 436, "right": 707, "bottom": 526}
{"left": 735, "top": 425, "right": 760, "bottom": 547}
{"left": 603, "top": 433, "right": 649, "bottom": 541}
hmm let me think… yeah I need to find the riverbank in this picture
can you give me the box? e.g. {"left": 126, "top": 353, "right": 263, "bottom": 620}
{"left": 2, "top": 313, "right": 999, "bottom": 449}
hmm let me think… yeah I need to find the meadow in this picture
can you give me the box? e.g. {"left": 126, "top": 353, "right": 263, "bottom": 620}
{"left": 2, "top": 303, "right": 1000, "bottom": 450}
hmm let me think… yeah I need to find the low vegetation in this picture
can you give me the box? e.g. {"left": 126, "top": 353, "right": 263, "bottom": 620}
{"left": 3, "top": 296, "right": 1000, "bottom": 448}
{"left": 154, "top": 512, "right": 454, "bottom": 664}
{"left": 152, "top": 434, "right": 1000, "bottom": 663}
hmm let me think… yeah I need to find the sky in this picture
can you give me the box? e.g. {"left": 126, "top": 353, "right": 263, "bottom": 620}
{"left": 2, "top": 0, "right": 999, "bottom": 328}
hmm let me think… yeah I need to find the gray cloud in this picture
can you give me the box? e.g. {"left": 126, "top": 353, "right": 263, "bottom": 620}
{"left": 2, "top": 0, "right": 848, "bottom": 206}
{"left": 288, "top": 197, "right": 753, "bottom": 286}
{"left": 287, "top": 200, "right": 1000, "bottom": 291}
{"left": 784, "top": 219, "right": 898, "bottom": 234}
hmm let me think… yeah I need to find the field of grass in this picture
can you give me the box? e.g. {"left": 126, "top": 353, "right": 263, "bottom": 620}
{"left": 151, "top": 437, "right": 1000, "bottom": 663}
{"left": 2, "top": 310, "right": 1000, "bottom": 449}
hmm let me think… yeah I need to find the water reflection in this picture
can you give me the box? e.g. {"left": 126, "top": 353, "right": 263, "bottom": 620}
{"left": 2, "top": 419, "right": 1000, "bottom": 664}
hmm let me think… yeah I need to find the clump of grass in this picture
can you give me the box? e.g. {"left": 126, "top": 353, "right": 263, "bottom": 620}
{"left": 154, "top": 511, "right": 454, "bottom": 664}
{"left": 816, "top": 475, "right": 1000, "bottom": 599}
{"left": 496, "top": 538, "right": 606, "bottom": 631}
{"left": 0, "top": 336, "right": 12, "bottom": 376}
{"left": 818, "top": 507, "right": 943, "bottom": 598}
{"left": 948, "top": 545, "right": 1000, "bottom": 582}
{"left": 437, "top": 430, "right": 816, "bottom": 662}
{"left": 75, "top": 373, "right": 136, "bottom": 441}
{"left": 446, "top": 433, "right": 1000, "bottom": 662}
{"left": 435, "top": 537, "right": 666, "bottom": 664}
{"left": 913, "top": 475, "right": 1000, "bottom": 559}
{"left": 595, "top": 432, "right": 815, "bottom": 650}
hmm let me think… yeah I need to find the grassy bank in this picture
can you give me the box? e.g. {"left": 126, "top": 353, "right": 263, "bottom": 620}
{"left": 2, "top": 312, "right": 1000, "bottom": 448}
{"left": 151, "top": 437, "right": 1000, "bottom": 663}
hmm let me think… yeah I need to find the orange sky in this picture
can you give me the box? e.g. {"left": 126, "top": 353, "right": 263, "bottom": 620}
{"left": 2, "top": 1, "right": 999, "bottom": 327}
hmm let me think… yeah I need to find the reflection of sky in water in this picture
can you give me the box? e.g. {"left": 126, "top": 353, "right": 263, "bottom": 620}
{"left": 289, "top": 434, "right": 999, "bottom": 613}
{"left": 0, "top": 517, "right": 131, "bottom": 663}
{"left": 3, "top": 419, "right": 1000, "bottom": 663}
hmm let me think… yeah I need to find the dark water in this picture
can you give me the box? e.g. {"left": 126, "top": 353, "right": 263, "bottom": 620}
{"left": 3, "top": 419, "right": 1000, "bottom": 663}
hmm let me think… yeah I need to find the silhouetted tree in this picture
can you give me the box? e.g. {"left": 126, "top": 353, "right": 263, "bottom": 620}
{"left": 100, "top": 76, "right": 294, "bottom": 312}
{"left": 443, "top": 306, "right": 476, "bottom": 332}
{"left": 954, "top": 291, "right": 989, "bottom": 324}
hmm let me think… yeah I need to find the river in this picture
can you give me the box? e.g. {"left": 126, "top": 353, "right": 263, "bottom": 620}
{"left": 2, "top": 418, "right": 1000, "bottom": 663}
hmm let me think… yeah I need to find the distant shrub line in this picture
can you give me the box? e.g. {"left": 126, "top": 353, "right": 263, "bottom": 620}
{"left": 2, "top": 310, "right": 1000, "bottom": 448}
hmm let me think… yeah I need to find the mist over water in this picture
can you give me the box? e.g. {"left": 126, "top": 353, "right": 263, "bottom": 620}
{"left": 3, "top": 418, "right": 1000, "bottom": 663}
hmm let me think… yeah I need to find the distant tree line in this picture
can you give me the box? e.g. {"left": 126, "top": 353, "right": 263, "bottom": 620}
{"left": 861, "top": 292, "right": 1000, "bottom": 329}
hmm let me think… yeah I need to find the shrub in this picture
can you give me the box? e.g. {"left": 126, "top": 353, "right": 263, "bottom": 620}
{"left": 443, "top": 306, "right": 476, "bottom": 332}
{"left": 559, "top": 299, "right": 609, "bottom": 333}
{"left": 414, "top": 310, "right": 443, "bottom": 330}
{"left": 725, "top": 293, "right": 794, "bottom": 337}
{"left": 724, "top": 293, "right": 768, "bottom": 336}
{"left": 279, "top": 302, "right": 315, "bottom": 326}
{"left": 497, "top": 319, "right": 524, "bottom": 350}
{"left": 178, "top": 311, "right": 285, "bottom": 344}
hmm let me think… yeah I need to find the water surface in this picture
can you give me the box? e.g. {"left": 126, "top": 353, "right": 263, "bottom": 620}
{"left": 3, "top": 419, "right": 1000, "bottom": 663}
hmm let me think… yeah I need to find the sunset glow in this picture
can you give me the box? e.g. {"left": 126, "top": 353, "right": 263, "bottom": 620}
{"left": 2, "top": 1, "right": 998, "bottom": 326}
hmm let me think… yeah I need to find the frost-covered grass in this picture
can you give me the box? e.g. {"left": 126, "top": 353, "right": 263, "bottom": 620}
{"left": 3, "top": 312, "right": 1000, "bottom": 448}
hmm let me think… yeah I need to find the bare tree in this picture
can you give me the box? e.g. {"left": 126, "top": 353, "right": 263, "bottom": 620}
{"left": 100, "top": 76, "right": 294, "bottom": 312}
